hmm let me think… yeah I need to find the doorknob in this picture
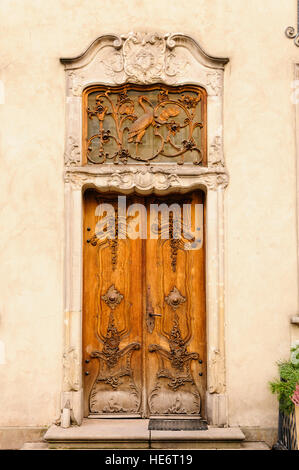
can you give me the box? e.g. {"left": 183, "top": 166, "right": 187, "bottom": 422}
{"left": 146, "top": 286, "right": 161, "bottom": 333}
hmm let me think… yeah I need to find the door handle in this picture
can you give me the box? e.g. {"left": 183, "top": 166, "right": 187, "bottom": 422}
{"left": 146, "top": 286, "right": 161, "bottom": 333}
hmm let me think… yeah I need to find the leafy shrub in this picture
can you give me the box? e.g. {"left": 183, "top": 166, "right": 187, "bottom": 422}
{"left": 270, "top": 361, "right": 299, "bottom": 414}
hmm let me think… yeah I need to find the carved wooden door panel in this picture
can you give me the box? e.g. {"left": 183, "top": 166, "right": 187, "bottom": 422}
{"left": 83, "top": 191, "right": 143, "bottom": 416}
{"left": 83, "top": 190, "right": 206, "bottom": 418}
{"left": 144, "top": 192, "right": 206, "bottom": 416}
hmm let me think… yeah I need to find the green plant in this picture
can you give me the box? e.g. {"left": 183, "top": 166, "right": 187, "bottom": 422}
{"left": 270, "top": 341, "right": 299, "bottom": 414}
{"left": 290, "top": 341, "right": 299, "bottom": 367}
{"left": 270, "top": 361, "right": 299, "bottom": 414}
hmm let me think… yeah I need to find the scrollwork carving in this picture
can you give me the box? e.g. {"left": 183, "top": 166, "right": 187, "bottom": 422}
{"left": 63, "top": 347, "right": 80, "bottom": 392}
{"left": 97, "top": 33, "right": 192, "bottom": 85}
{"left": 61, "top": 32, "right": 229, "bottom": 86}
{"left": 209, "top": 135, "right": 224, "bottom": 168}
{"left": 64, "top": 136, "right": 81, "bottom": 166}
{"left": 64, "top": 172, "right": 89, "bottom": 190}
{"left": 89, "top": 311, "right": 141, "bottom": 414}
{"left": 148, "top": 313, "right": 201, "bottom": 415}
{"left": 100, "top": 51, "right": 125, "bottom": 83}
{"left": 108, "top": 168, "right": 182, "bottom": 191}
{"left": 200, "top": 173, "right": 229, "bottom": 191}
{"left": 208, "top": 348, "right": 226, "bottom": 394}
{"left": 68, "top": 71, "right": 85, "bottom": 97}
{"left": 165, "top": 51, "right": 190, "bottom": 81}
{"left": 285, "top": 1, "right": 299, "bottom": 48}
{"left": 64, "top": 166, "right": 228, "bottom": 192}
{"left": 207, "top": 71, "right": 222, "bottom": 96}
{"left": 123, "top": 32, "right": 166, "bottom": 84}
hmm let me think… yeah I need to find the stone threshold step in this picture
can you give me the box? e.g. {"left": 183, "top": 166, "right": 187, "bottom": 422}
{"left": 21, "top": 441, "right": 270, "bottom": 450}
{"left": 44, "top": 419, "right": 246, "bottom": 449}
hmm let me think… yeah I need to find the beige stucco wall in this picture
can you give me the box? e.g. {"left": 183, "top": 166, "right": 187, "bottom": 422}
{"left": 0, "top": 0, "right": 298, "bottom": 428}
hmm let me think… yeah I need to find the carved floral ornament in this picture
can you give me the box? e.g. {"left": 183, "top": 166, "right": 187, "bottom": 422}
{"left": 61, "top": 32, "right": 229, "bottom": 90}
{"left": 64, "top": 166, "right": 229, "bottom": 192}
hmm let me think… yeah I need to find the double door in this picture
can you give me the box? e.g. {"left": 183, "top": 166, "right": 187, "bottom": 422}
{"left": 83, "top": 190, "right": 206, "bottom": 417}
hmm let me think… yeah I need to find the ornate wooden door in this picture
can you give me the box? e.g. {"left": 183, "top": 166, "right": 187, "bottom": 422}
{"left": 83, "top": 190, "right": 206, "bottom": 418}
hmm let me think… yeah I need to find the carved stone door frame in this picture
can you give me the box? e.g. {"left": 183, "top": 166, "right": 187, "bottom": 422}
{"left": 60, "top": 32, "right": 229, "bottom": 426}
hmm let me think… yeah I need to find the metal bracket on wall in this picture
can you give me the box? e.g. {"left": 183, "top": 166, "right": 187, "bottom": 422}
{"left": 285, "top": 0, "right": 299, "bottom": 46}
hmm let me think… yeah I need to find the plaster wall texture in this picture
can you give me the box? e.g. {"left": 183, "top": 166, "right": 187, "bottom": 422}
{"left": 0, "top": 0, "right": 298, "bottom": 427}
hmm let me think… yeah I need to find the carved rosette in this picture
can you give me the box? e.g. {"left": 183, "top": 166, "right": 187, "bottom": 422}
{"left": 165, "top": 286, "right": 186, "bottom": 311}
{"left": 101, "top": 285, "right": 124, "bottom": 310}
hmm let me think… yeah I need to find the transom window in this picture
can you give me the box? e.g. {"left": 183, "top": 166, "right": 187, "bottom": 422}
{"left": 83, "top": 84, "right": 207, "bottom": 165}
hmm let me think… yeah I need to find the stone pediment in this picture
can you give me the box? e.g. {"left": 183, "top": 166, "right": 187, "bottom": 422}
{"left": 60, "top": 32, "right": 229, "bottom": 94}
{"left": 61, "top": 32, "right": 229, "bottom": 182}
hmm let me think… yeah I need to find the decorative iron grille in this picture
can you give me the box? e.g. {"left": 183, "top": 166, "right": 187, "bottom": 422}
{"left": 83, "top": 84, "right": 207, "bottom": 166}
{"left": 273, "top": 407, "right": 298, "bottom": 450}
